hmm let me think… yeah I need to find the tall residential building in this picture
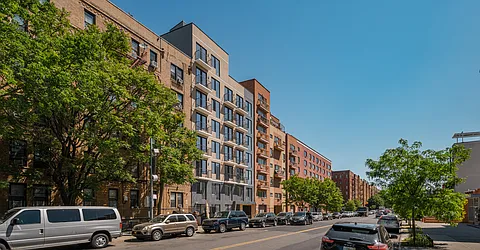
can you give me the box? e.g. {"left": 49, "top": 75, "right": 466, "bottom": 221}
{"left": 162, "top": 22, "right": 255, "bottom": 217}
{"left": 1, "top": 0, "right": 195, "bottom": 217}
{"left": 285, "top": 134, "right": 332, "bottom": 212}
{"left": 238, "top": 79, "right": 271, "bottom": 214}
{"left": 332, "top": 170, "right": 378, "bottom": 206}
{"left": 452, "top": 132, "right": 480, "bottom": 194}
{"left": 269, "top": 115, "right": 287, "bottom": 214}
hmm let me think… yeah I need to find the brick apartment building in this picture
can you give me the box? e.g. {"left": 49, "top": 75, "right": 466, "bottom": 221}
{"left": 285, "top": 134, "right": 332, "bottom": 212}
{"left": 332, "top": 170, "right": 378, "bottom": 206}
{"left": 269, "top": 115, "right": 287, "bottom": 214}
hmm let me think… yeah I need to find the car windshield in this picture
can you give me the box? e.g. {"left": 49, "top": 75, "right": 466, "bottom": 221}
{"left": 277, "top": 212, "right": 286, "bottom": 216}
{"left": 0, "top": 208, "right": 20, "bottom": 224}
{"left": 214, "top": 211, "right": 230, "bottom": 218}
{"left": 294, "top": 212, "right": 306, "bottom": 216}
{"left": 152, "top": 215, "right": 168, "bottom": 223}
{"left": 327, "top": 225, "right": 378, "bottom": 243}
{"left": 378, "top": 218, "right": 398, "bottom": 226}
{"left": 255, "top": 213, "right": 267, "bottom": 217}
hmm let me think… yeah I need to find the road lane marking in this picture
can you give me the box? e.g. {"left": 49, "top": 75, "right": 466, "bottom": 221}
{"left": 210, "top": 225, "right": 330, "bottom": 250}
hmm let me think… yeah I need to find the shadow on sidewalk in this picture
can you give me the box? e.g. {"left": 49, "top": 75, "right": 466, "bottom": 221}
{"left": 420, "top": 223, "right": 480, "bottom": 244}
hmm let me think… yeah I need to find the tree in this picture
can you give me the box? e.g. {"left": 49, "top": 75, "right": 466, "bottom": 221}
{"left": 354, "top": 199, "right": 362, "bottom": 209}
{"left": 0, "top": 0, "right": 201, "bottom": 205}
{"left": 345, "top": 200, "right": 356, "bottom": 211}
{"left": 282, "top": 176, "right": 317, "bottom": 210}
{"left": 367, "top": 194, "right": 384, "bottom": 209}
{"left": 366, "top": 139, "right": 469, "bottom": 246}
{"left": 313, "top": 178, "right": 344, "bottom": 212}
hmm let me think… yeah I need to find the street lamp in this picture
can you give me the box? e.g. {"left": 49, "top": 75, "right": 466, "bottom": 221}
{"left": 149, "top": 138, "right": 160, "bottom": 220}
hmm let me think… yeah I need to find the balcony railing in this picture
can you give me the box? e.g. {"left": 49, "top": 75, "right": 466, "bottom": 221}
{"left": 195, "top": 98, "right": 212, "bottom": 112}
{"left": 257, "top": 180, "right": 269, "bottom": 189}
{"left": 224, "top": 173, "right": 234, "bottom": 182}
{"left": 197, "top": 144, "right": 211, "bottom": 156}
{"left": 195, "top": 169, "right": 212, "bottom": 179}
{"left": 257, "top": 164, "right": 269, "bottom": 173}
{"left": 223, "top": 93, "right": 235, "bottom": 106}
{"left": 289, "top": 149, "right": 298, "bottom": 156}
{"left": 274, "top": 170, "right": 285, "bottom": 178}
{"left": 274, "top": 140, "right": 285, "bottom": 151}
{"left": 257, "top": 98, "right": 269, "bottom": 111}
{"left": 234, "top": 156, "right": 247, "bottom": 166}
{"left": 195, "top": 121, "right": 211, "bottom": 134}
{"left": 289, "top": 161, "right": 297, "bottom": 168}
{"left": 257, "top": 116, "right": 268, "bottom": 126}
{"left": 224, "top": 153, "right": 235, "bottom": 162}
{"left": 194, "top": 50, "right": 211, "bottom": 71}
{"left": 257, "top": 148, "right": 268, "bottom": 158}
{"left": 236, "top": 174, "right": 247, "bottom": 184}
{"left": 257, "top": 132, "right": 269, "bottom": 142}
{"left": 194, "top": 76, "right": 211, "bottom": 91}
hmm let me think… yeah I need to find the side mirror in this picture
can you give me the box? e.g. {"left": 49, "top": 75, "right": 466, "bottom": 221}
{"left": 165, "top": 220, "right": 170, "bottom": 224}
{"left": 390, "top": 234, "right": 398, "bottom": 239}
{"left": 10, "top": 218, "right": 19, "bottom": 226}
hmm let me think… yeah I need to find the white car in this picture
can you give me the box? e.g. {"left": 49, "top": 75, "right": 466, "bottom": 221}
{"left": 311, "top": 212, "right": 323, "bottom": 221}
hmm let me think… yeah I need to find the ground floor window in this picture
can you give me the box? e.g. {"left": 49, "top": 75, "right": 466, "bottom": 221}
{"left": 108, "top": 189, "right": 118, "bottom": 208}
{"left": 209, "top": 204, "right": 220, "bottom": 218}
{"left": 258, "top": 205, "right": 267, "bottom": 213}
{"left": 8, "top": 183, "right": 26, "bottom": 209}
{"left": 83, "top": 188, "right": 95, "bottom": 206}
{"left": 130, "top": 190, "right": 139, "bottom": 208}
{"left": 170, "top": 192, "right": 183, "bottom": 209}
{"left": 32, "top": 185, "right": 49, "bottom": 206}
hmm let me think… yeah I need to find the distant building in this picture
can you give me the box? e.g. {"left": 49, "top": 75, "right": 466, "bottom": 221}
{"left": 332, "top": 170, "right": 378, "bottom": 206}
{"left": 452, "top": 132, "right": 480, "bottom": 194}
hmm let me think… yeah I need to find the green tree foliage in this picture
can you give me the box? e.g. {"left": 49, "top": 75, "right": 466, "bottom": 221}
{"left": 345, "top": 200, "right": 357, "bottom": 211}
{"left": 367, "top": 194, "right": 384, "bottom": 209}
{"left": 354, "top": 199, "right": 362, "bottom": 209}
{"left": 313, "top": 178, "right": 344, "bottom": 212}
{"left": 282, "top": 175, "right": 317, "bottom": 209}
{"left": 366, "top": 139, "right": 469, "bottom": 246}
{"left": 0, "top": 0, "right": 201, "bottom": 205}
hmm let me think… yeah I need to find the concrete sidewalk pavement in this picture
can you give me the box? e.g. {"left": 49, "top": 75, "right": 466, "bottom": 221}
{"left": 415, "top": 221, "right": 480, "bottom": 250}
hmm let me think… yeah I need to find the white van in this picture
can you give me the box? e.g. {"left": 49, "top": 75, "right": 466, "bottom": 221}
{"left": 0, "top": 206, "right": 122, "bottom": 249}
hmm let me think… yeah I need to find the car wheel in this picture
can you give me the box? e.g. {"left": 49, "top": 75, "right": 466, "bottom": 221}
{"left": 186, "top": 227, "right": 195, "bottom": 237}
{"left": 218, "top": 224, "right": 227, "bottom": 233}
{"left": 204, "top": 229, "right": 211, "bottom": 233}
{"left": 273, "top": 220, "right": 277, "bottom": 227}
{"left": 91, "top": 233, "right": 109, "bottom": 248}
{"left": 261, "top": 221, "right": 266, "bottom": 228}
{"left": 239, "top": 222, "right": 246, "bottom": 231}
{"left": 151, "top": 230, "right": 163, "bottom": 241}
{"left": 0, "top": 243, "right": 6, "bottom": 250}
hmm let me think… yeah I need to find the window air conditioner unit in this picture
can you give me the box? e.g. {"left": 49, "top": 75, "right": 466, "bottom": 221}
{"left": 176, "top": 76, "right": 184, "bottom": 84}
{"left": 150, "top": 61, "right": 158, "bottom": 68}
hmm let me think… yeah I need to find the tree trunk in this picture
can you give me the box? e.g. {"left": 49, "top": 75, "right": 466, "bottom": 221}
{"left": 412, "top": 207, "right": 416, "bottom": 246}
{"left": 157, "top": 182, "right": 164, "bottom": 215}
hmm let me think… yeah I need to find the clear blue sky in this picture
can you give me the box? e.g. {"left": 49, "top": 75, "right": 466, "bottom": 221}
{"left": 111, "top": 0, "right": 480, "bottom": 179}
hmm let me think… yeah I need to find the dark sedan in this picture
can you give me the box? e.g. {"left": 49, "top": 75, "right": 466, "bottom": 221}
{"left": 290, "top": 211, "right": 313, "bottom": 225}
{"left": 378, "top": 215, "right": 401, "bottom": 234}
{"left": 276, "top": 212, "right": 293, "bottom": 225}
{"left": 249, "top": 213, "right": 277, "bottom": 228}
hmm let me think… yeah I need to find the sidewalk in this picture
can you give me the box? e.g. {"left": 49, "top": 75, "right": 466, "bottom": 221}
{"left": 411, "top": 221, "right": 480, "bottom": 250}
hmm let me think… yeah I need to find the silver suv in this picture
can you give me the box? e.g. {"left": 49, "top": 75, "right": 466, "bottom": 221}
{"left": 132, "top": 214, "right": 198, "bottom": 241}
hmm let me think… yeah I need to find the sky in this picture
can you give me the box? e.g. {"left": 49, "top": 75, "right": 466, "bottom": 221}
{"left": 111, "top": 0, "right": 480, "bottom": 179}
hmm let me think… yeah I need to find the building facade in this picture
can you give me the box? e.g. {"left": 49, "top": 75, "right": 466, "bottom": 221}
{"left": 269, "top": 115, "right": 287, "bottom": 214}
{"left": 452, "top": 132, "right": 480, "bottom": 194}
{"left": 332, "top": 170, "right": 378, "bottom": 206}
{"left": 162, "top": 22, "right": 255, "bottom": 217}
{"left": 285, "top": 134, "right": 332, "bottom": 212}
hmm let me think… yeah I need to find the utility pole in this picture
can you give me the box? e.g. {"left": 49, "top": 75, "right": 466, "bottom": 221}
{"left": 149, "top": 137, "right": 154, "bottom": 220}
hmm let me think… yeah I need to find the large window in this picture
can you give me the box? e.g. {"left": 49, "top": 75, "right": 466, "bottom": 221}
{"left": 131, "top": 39, "right": 140, "bottom": 57}
{"left": 196, "top": 136, "right": 207, "bottom": 152}
{"left": 47, "top": 209, "right": 81, "bottom": 223}
{"left": 108, "top": 189, "right": 118, "bottom": 208}
{"left": 224, "top": 107, "right": 233, "bottom": 122}
{"left": 212, "top": 78, "right": 220, "bottom": 98}
{"left": 257, "top": 190, "right": 267, "bottom": 198}
{"left": 236, "top": 95, "right": 244, "bottom": 109}
{"left": 14, "top": 210, "right": 41, "bottom": 224}
{"left": 82, "top": 209, "right": 117, "bottom": 221}
{"left": 195, "top": 90, "right": 207, "bottom": 109}
{"left": 246, "top": 136, "right": 252, "bottom": 150}
{"left": 224, "top": 87, "right": 233, "bottom": 102}
{"left": 212, "top": 99, "right": 221, "bottom": 118}
{"left": 258, "top": 174, "right": 267, "bottom": 181}
{"left": 211, "top": 55, "right": 220, "bottom": 76}
{"left": 235, "top": 131, "right": 244, "bottom": 146}
{"left": 150, "top": 50, "right": 158, "bottom": 65}
{"left": 212, "top": 162, "right": 221, "bottom": 180}
{"left": 195, "top": 43, "right": 207, "bottom": 62}
{"left": 195, "top": 160, "right": 207, "bottom": 176}
{"left": 212, "top": 120, "right": 221, "bottom": 139}
{"left": 195, "top": 113, "right": 207, "bottom": 131}
{"left": 33, "top": 185, "right": 49, "bottom": 206}
{"left": 224, "top": 145, "right": 233, "bottom": 161}
{"left": 8, "top": 183, "right": 26, "bottom": 209}
{"left": 195, "top": 67, "right": 207, "bottom": 86}
{"left": 235, "top": 150, "right": 244, "bottom": 164}
{"left": 224, "top": 126, "right": 233, "bottom": 141}
{"left": 235, "top": 113, "right": 244, "bottom": 127}
{"left": 212, "top": 141, "right": 221, "bottom": 159}
{"left": 84, "top": 10, "right": 95, "bottom": 28}
{"left": 10, "top": 140, "right": 27, "bottom": 167}
{"left": 213, "top": 184, "right": 221, "bottom": 200}
{"left": 246, "top": 101, "right": 252, "bottom": 117}
{"left": 170, "top": 192, "right": 183, "bottom": 208}
{"left": 130, "top": 190, "right": 139, "bottom": 208}
{"left": 170, "top": 63, "right": 183, "bottom": 81}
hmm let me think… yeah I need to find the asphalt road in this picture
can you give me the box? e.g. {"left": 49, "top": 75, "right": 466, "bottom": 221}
{"left": 50, "top": 215, "right": 379, "bottom": 250}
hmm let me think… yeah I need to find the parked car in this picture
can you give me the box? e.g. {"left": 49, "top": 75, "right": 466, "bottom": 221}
{"left": 0, "top": 206, "right": 121, "bottom": 249}
{"left": 249, "top": 213, "right": 277, "bottom": 228}
{"left": 311, "top": 212, "right": 323, "bottom": 221}
{"left": 332, "top": 212, "right": 342, "bottom": 219}
{"left": 341, "top": 211, "right": 349, "bottom": 218}
{"left": 201, "top": 210, "right": 248, "bottom": 233}
{"left": 276, "top": 212, "right": 293, "bottom": 225}
{"left": 376, "top": 210, "right": 384, "bottom": 218}
{"left": 133, "top": 213, "right": 198, "bottom": 241}
{"left": 290, "top": 211, "right": 313, "bottom": 225}
{"left": 356, "top": 207, "right": 369, "bottom": 217}
{"left": 377, "top": 215, "right": 401, "bottom": 234}
{"left": 321, "top": 222, "right": 397, "bottom": 250}
{"left": 323, "top": 213, "right": 333, "bottom": 220}
{"left": 353, "top": 211, "right": 359, "bottom": 217}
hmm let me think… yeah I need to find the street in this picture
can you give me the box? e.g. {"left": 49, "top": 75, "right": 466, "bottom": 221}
{"left": 46, "top": 216, "right": 379, "bottom": 250}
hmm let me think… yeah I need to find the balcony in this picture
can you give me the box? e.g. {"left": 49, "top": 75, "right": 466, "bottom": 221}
{"left": 195, "top": 169, "right": 212, "bottom": 180}
{"left": 257, "top": 98, "right": 270, "bottom": 112}
{"left": 224, "top": 173, "right": 235, "bottom": 183}
{"left": 274, "top": 169, "right": 285, "bottom": 179}
{"left": 195, "top": 121, "right": 211, "bottom": 137}
{"left": 223, "top": 153, "right": 235, "bottom": 164}
{"left": 235, "top": 120, "right": 248, "bottom": 133}
{"left": 257, "top": 164, "right": 269, "bottom": 174}
{"left": 274, "top": 140, "right": 285, "bottom": 151}
{"left": 223, "top": 135, "right": 236, "bottom": 147}
{"left": 235, "top": 157, "right": 248, "bottom": 168}
{"left": 257, "top": 148, "right": 269, "bottom": 159}
{"left": 224, "top": 115, "right": 236, "bottom": 128}
{"left": 289, "top": 149, "right": 298, "bottom": 156}
{"left": 289, "top": 161, "right": 298, "bottom": 169}
{"left": 223, "top": 94, "right": 236, "bottom": 108}
{"left": 235, "top": 101, "right": 248, "bottom": 115}
{"left": 197, "top": 145, "right": 212, "bottom": 158}
{"left": 195, "top": 98, "right": 212, "bottom": 115}
{"left": 257, "top": 180, "right": 269, "bottom": 190}
{"left": 194, "top": 50, "right": 212, "bottom": 71}
{"left": 257, "top": 116, "right": 269, "bottom": 127}
{"left": 194, "top": 78, "right": 212, "bottom": 93}
{"left": 235, "top": 174, "right": 247, "bottom": 185}
{"left": 235, "top": 139, "right": 249, "bottom": 150}
{"left": 257, "top": 132, "right": 269, "bottom": 143}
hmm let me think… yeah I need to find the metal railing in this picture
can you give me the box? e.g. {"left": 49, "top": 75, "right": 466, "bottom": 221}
{"left": 195, "top": 98, "right": 211, "bottom": 111}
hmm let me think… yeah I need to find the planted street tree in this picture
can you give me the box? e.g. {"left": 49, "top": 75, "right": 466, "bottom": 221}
{"left": 367, "top": 194, "right": 384, "bottom": 209}
{"left": 366, "top": 139, "right": 469, "bottom": 246}
{"left": 354, "top": 199, "right": 362, "bottom": 209}
{"left": 282, "top": 175, "right": 317, "bottom": 210}
{"left": 313, "top": 178, "right": 344, "bottom": 212}
{"left": 0, "top": 0, "right": 201, "bottom": 205}
{"left": 345, "top": 200, "right": 356, "bottom": 211}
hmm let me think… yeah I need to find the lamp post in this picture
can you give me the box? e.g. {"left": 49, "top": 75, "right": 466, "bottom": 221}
{"left": 149, "top": 138, "right": 160, "bottom": 220}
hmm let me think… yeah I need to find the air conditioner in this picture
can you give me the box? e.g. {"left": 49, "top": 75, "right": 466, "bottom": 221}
{"left": 131, "top": 52, "right": 138, "bottom": 59}
{"left": 150, "top": 60, "right": 158, "bottom": 68}
{"left": 176, "top": 76, "right": 184, "bottom": 84}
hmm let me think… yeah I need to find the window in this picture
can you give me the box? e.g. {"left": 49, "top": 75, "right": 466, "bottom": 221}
{"left": 275, "top": 193, "right": 282, "bottom": 199}
{"left": 212, "top": 162, "right": 221, "bottom": 179}
{"left": 196, "top": 136, "right": 207, "bottom": 152}
{"left": 33, "top": 185, "right": 49, "bottom": 206}
{"left": 212, "top": 120, "right": 221, "bottom": 139}
{"left": 186, "top": 214, "right": 196, "bottom": 221}
{"left": 235, "top": 131, "right": 244, "bottom": 146}
{"left": 224, "top": 87, "right": 233, "bottom": 102}
{"left": 198, "top": 66, "right": 213, "bottom": 88}
{"left": 224, "top": 126, "right": 233, "bottom": 142}
{"left": 224, "top": 106, "right": 233, "bottom": 121}
{"left": 108, "top": 189, "right": 118, "bottom": 208}
{"left": 170, "top": 192, "right": 183, "bottom": 208}
{"left": 213, "top": 183, "right": 221, "bottom": 200}
{"left": 82, "top": 209, "right": 117, "bottom": 221}
{"left": 258, "top": 174, "right": 267, "bottom": 181}
{"left": 212, "top": 100, "right": 221, "bottom": 118}
{"left": 10, "top": 140, "right": 27, "bottom": 167}
{"left": 47, "top": 209, "right": 81, "bottom": 223}
{"left": 212, "top": 141, "right": 221, "bottom": 159}
{"left": 211, "top": 55, "right": 220, "bottom": 76}
{"left": 257, "top": 190, "right": 267, "bottom": 198}
{"left": 195, "top": 43, "right": 207, "bottom": 62}
{"left": 246, "top": 153, "right": 252, "bottom": 166}
{"left": 247, "top": 188, "right": 253, "bottom": 201}
{"left": 176, "top": 93, "right": 183, "bottom": 110}
{"left": 304, "top": 151, "right": 307, "bottom": 157}
{"left": 168, "top": 215, "right": 178, "bottom": 223}
{"left": 235, "top": 113, "right": 244, "bottom": 127}
{"left": 177, "top": 215, "right": 187, "bottom": 222}
{"left": 304, "top": 160, "right": 307, "bottom": 166}
{"left": 246, "top": 101, "right": 253, "bottom": 117}
{"left": 247, "top": 118, "right": 253, "bottom": 134}
{"left": 195, "top": 160, "right": 207, "bottom": 176}
{"left": 236, "top": 95, "right": 244, "bottom": 108}
{"left": 131, "top": 39, "right": 140, "bottom": 57}
{"left": 212, "top": 78, "right": 220, "bottom": 98}
{"left": 84, "top": 10, "right": 95, "bottom": 28}
{"left": 195, "top": 90, "right": 208, "bottom": 109}
{"left": 223, "top": 185, "right": 232, "bottom": 198}
{"left": 235, "top": 149, "right": 244, "bottom": 164}
{"left": 8, "top": 183, "right": 26, "bottom": 209}
{"left": 224, "top": 145, "right": 233, "bottom": 161}
{"left": 193, "top": 181, "right": 207, "bottom": 198}
{"left": 246, "top": 136, "right": 252, "bottom": 150}
{"left": 83, "top": 188, "right": 95, "bottom": 206}
{"left": 290, "top": 169, "right": 295, "bottom": 176}
{"left": 150, "top": 50, "right": 158, "bottom": 64}
{"left": 14, "top": 210, "right": 41, "bottom": 224}
{"left": 303, "top": 169, "right": 307, "bottom": 175}
{"left": 170, "top": 64, "right": 183, "bottom": 81}
{"left": 195, "top": 113, "right": 207, "bottom": 131}
{"left": 130, "top": 190, "right": 139, "bottom": 208}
